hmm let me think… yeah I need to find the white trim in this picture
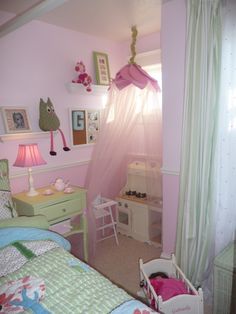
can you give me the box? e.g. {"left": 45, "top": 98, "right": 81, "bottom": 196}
{"left": 65, "top": 83, "right": 108, "bottom": 95}
{"left": 134, "top": 49, "right": 161, "bottom": 67}
{"left": 127, "top": 153, "right": 161, "bottom": 161}
{"left": 161, "top": 167, "right": 180, "bottom": 176}
{"left": 160, "top": 252, "right": 172, "bottom": 259}
{"left": 10, "top": 159, "right": 90, "bottom": 179}
{"left": 0, "top": 0, "right": 67, "bottom": 38}
{"left": 0, "top": 131, "right": 54, "bottom": 142}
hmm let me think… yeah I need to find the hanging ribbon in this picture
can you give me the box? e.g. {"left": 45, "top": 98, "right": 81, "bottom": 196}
{"left": 112, "top": 25, "right": 160, "bottom": 91}
{"left": 129, "top": 26, "right": 138, "bottom": 64}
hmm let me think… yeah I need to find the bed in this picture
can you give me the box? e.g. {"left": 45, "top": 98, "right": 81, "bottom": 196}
{"left": 0, "top": 159, "right": 157, "bottom": 314}
{"left": 139, "top": 255, "right": 204, "bottom": 314}
{"left": 0, "top": 223, "right": 159, "bottom": 314}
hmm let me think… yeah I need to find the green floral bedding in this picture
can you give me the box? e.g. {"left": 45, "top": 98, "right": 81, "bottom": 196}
{"left": 1, "top": 247, "right": 131, "bottom": 313}
{"left": 0, "top": 227, "right": 156, "bottom": 314}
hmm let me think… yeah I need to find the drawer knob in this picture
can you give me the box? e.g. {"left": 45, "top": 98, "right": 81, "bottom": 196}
{"left": 124, "top": 203, "right": 128, "bottom": 208}
{"left": 118, "top": 202, "right": 122, "bottom": 206}
{"left": 62, "top": 208, "right": 67, "bottom": 212}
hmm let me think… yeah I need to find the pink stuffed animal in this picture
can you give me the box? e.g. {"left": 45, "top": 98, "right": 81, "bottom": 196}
{"left": 72, "top": 61, "right": 92, "bottom": 92}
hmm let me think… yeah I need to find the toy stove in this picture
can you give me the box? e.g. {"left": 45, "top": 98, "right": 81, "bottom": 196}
{"left": 116, "top": 161, "right": 163, "bottom": 247}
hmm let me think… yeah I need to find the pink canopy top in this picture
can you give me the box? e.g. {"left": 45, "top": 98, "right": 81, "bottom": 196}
{"left": 112, "top": 63, "right": 161, "bottom": 91}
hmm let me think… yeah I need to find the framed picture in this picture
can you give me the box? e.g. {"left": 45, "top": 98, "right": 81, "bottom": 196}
{"left": 1, "top": 107, "right": 32, "bottom": 133}
{"left": 72, "top": 110, "right": 85, "bottom": 131}
{"left": 87, "top": 110, "right": 100, "bottom": 144}
{"left": 69, "top": 108, "right": 100, "bottom": 146}
{"left": 93, "top": 51, "right": 111, "bottom": 85}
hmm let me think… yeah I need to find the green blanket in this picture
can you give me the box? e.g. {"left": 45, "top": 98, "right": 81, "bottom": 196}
{"left": 0, "top": 247, "right": 132, "bottom": 314}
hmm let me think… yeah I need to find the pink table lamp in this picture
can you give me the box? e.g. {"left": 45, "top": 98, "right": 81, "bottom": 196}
{"left": 13, "top": 144, "right": 46, "bottom": 196}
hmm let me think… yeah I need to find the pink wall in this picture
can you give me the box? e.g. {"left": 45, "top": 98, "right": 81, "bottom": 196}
{"left": 161, "top": 0, "right": 186, "bottom": 256}
{"left": 0, "top": 5, "right": 186, "bottom": 257}
{"left": 0, "top": 14, "right": 125, "bottom": 193}
{"left": 0, "top": 12, "right": 161, "bottom": 196}
{"left": 120, "top": 32, "right": 161, "bottom": 63}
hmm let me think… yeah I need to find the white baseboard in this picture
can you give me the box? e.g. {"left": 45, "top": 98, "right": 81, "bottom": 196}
{"left": 160, "top": 252, "right": 172, "bottom": 259}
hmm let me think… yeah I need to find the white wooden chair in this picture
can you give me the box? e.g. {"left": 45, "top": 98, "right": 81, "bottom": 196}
{"left": 93, "top": 196, "right": 119, "bottom": 245}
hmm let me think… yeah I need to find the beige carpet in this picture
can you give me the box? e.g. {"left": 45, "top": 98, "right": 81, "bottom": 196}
{"left": 71, "top": 233, "right": 212, "bottom": 313}
{"left": 90, "top": 234, "right": 162, "bottom": 297}
{"left": 88, "top": 234, "right": 213, "bottom": 314}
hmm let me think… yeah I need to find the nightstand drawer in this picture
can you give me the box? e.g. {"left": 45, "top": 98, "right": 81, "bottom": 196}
{"left": 38, "top": 198, "right": 82, "bottom": 222}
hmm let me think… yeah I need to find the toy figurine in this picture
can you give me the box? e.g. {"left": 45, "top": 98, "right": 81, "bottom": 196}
{"left": 72, "top": 61, "right": 92, "bottom": 92}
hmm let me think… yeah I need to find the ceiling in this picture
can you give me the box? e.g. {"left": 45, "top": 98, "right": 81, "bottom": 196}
{"left": 0, "top": 0, "right": 161, "bottom": 41}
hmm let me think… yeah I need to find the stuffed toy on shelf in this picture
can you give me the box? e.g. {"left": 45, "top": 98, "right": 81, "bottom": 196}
{"left": 72, "top": 61, "right": 92, "bottom": 92}
{"left": 39, "top": 98, "right": 70, "bottom": 156}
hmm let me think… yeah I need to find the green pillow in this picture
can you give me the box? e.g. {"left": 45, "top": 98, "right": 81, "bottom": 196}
{"left": 0, "top": 215, "right": 49, "bottom": 229}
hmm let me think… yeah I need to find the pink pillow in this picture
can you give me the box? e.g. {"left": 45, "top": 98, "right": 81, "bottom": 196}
{"left": 150, "top": 278, "right": 190, "bottom": 301}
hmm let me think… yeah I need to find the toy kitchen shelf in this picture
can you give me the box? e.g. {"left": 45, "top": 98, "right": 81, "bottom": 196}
{"left": 65, "top": 82, "right": 109, "bottom": 95}
{"left": 116, "top": 160, "right": 163, "bottom": 248}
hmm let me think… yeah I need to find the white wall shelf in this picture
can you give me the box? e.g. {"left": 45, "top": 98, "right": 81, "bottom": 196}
{"left": 0, "top": 131, "right": 52, "bottom": 142}
{"left": 65, "top": 82, "right": 108, "bottom": 95}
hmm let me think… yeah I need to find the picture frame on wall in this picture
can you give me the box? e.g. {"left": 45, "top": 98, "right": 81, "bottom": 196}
{"left": 87, "top": 110, "right": 99, "bottom": 144}
{"left": 1, "top": 107, "right": 32, "bottom": 133}
{"left": 72, "top": 110, "right": 85, "bottom": 131}
{"left": 69, "top": 108, "right": 100, "bottom": 146}
{"left": 93, "top": 51, "right": 111, "bottom": 85}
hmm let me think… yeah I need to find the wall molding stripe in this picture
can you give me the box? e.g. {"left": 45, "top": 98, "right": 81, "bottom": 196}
{"left": 10, "top": 159, "right": 180, "bottom": 178}
{"left": 10, "top": 159, "right": 90, "bottom": 179}
{"left": 161, "top": 167, "right": 180, "bottom": 176}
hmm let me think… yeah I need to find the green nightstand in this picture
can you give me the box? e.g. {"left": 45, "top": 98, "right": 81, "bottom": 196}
{"left": 13, "top": 186, "right": 88, "bottom": 261}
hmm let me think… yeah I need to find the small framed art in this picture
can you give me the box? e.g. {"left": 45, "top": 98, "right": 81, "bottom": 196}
{"left": 93, "top": 51, "right": 111, "bottom": 85}
{"left": 87, "top": 110, "right": 99, "bottom": 144}
{"left": 72, "top": 110, "right": 85, "bottom": 131}
{"left": 69, "top": 108, "right": 100, "bottom": 146}
{"left": 1, "top": 107, "right": 32, "bottom": 133}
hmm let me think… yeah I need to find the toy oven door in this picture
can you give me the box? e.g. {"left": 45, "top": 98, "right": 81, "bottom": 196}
{"left": 117, "top": 201, "right": 132, "bottom": 234}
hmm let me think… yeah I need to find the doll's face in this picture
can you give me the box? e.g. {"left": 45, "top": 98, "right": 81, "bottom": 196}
{"left": 13, "top": 112, "right": 24, "bottom": 128}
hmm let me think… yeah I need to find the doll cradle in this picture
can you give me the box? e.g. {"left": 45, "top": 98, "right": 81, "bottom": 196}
{"left": 139, "top": 254, "right": 204, "bottom": 314}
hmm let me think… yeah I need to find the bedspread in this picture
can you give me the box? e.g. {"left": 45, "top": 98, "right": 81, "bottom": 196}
{"left": 0, "top": 228, "right": 156, "bottom": 314}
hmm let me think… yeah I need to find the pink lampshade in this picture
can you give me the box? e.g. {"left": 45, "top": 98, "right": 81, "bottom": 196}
{"left": 13, "top": 144, "right": 46, "bottom": 167}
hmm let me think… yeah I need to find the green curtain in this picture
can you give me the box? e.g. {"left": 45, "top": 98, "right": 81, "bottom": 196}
{"left": 175, "top": 0, "right": 222, "bottom": 287}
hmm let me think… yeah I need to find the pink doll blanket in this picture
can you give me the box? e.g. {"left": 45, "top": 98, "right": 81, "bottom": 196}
{"left": 150, "top": 277, "right": 190, "bottom": 302}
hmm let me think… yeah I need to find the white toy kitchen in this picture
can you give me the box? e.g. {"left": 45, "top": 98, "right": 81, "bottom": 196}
{"left": 116, "top": 160, "right": 163, "bottom": 247}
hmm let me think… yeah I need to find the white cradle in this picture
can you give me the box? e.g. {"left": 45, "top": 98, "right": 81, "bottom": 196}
{"left": 139, "top": 254, "right": 204, "bottom": 314}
